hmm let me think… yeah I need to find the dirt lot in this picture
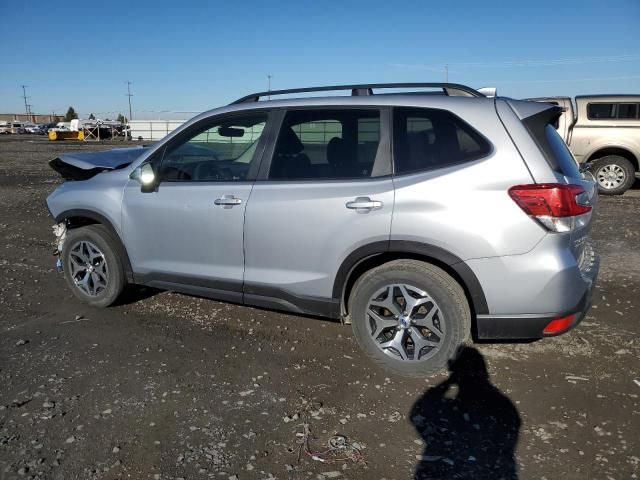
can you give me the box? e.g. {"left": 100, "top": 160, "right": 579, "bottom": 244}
{"left": 0, "top": 136, "right": 638, "bottom": 480}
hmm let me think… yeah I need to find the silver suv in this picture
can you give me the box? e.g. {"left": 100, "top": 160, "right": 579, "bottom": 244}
{"left": 46, "top": 83, "right": 599, "bottom": 376}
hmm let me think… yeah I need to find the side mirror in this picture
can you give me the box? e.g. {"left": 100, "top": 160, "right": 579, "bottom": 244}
{"left": 130, "top": 163, "right": 157, "bottom": 192}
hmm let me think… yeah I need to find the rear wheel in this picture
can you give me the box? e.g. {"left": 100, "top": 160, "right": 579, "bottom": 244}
{"left": 61, "top": 225, "right": 126, "bottom": 308}
{"left": 349, "top": 260, "right": 470, "bottom": 377}
{"left": 591, "top": 155, "right": 635, "bottom": 195}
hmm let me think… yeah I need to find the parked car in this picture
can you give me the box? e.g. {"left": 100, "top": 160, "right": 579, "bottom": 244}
{"left": 0, "top": 122, "right": 11, "bottom": 134}
{"left": 40, "top": 123, "right": 58, "bottom": 134}
{"left": 10, "top": 122, "right": 26, "bottom": 134}
{"left": 46, "top": 82, "right": 599, "bottom": 376}
{"left": 528, "top": 94, "right": 640, "bottom": 195}
{"left": 24, "top": 123, "right": 40, "bottom": 134}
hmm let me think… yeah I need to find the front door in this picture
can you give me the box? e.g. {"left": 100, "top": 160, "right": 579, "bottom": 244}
{"left": 243, "top": 108, "right": 394, "bottom": 314}
{"left": 122, "top": 111, "right": 270, "bottom": 298}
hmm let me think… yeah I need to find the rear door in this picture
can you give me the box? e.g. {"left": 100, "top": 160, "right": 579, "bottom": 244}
{"left": 243, "top": 107, "right": 394, "bottom": 315}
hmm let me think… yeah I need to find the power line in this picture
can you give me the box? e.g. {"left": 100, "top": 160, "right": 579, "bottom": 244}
{"left": 390, "top": 53, "right": 640, "bottom": 71}
{"left": 125, "top": 81, "right": 133, "bottom": 121}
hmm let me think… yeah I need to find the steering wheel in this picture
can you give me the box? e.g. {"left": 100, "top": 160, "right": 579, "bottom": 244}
{"left": 194, "top": 160, "right": 230, "bottom": 181}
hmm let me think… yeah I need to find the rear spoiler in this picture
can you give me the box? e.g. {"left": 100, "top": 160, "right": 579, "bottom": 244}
{"left": 477, "top": 87, "right": 497, "bottom": 98}
{"left": 507, "top": 99, "right": 563, "bottom": 121}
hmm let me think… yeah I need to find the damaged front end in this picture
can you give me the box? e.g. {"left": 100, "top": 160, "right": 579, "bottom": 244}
{"left": 52, "top": 222, "right": 67, "bottom": 272}
{"left": 49, "top": 146, "right": 150, "bottom": 180}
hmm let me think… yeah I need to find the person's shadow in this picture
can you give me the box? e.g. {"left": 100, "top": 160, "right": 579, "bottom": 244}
{"left": 411, "top": 346, "right": 521, "bottom": 480}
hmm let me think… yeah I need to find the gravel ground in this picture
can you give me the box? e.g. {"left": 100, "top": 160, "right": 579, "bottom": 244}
{"left": 0, "top": 136, "right": 639, "bottom": 480}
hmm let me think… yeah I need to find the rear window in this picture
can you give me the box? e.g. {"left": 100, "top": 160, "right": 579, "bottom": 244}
{"left": 524, "top": 110, "right": 581, "bottom": 178}
{"left": 544, "top": 124, "right": 580, "bottom": 178}
{"left": 392, "top": 107, "right": 491, "bottom": 175}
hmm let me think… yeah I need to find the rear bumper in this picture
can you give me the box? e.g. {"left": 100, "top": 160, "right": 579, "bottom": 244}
{"left": 474, "top": 252, "right": 598, "bottom": 340}
{"left": 475, "top": 289, "right": 592, "bottom": 339}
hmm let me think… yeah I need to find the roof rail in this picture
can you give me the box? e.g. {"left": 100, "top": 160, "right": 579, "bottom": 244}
{"left": 230, "top": 82, "right": 484, "bottom": 104}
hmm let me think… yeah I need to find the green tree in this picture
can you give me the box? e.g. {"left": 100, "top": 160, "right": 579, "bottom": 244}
{"left": 88, "top": 113, "right": 95, "bottom": 120}
{"left": 116, "top": 113, "right": 127, "bottom": 123}
{"left": 64, "top": 106, "right": 78, "bottom": 122}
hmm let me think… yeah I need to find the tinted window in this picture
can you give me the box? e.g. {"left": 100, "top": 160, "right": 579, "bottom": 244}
{"left": 618, "top": 103, "right": 638, "bottom": 119}
{"left": 546, "top": 101, "right": 561, "bottom": 129}
{"left": 160, "top": 114, "right": 267, "bottom": 182}
{"left": 544, "top": 124, "right": 580, "bottom": 178}
{"left": 587, "top": 102, "right": 640, "bottom": 120}
{"left": 393, "top": 107, "right": 491, "bottom": 175}
{"left": 269, "top": 109, "right": 381, "bottom": 180}
{"left": 587, "top": 103, "right": 616, "bottom": 119}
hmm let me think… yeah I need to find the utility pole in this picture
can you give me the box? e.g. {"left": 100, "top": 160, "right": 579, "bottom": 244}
{"left": 267, "top": 74, "right": 272, "bottom": 100}
{"left": 21, "top": 85, "right": 30, "bottom": 115}
{"left": 444, "top": 65, "right": 449, "bottom": 82}
{"left": 125, "top": 81, "right": 133, "bottom": 121}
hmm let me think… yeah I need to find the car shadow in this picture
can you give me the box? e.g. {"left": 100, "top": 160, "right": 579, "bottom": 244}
{"left": 113, "top": 285, "right": 161, "bottom": 306}
{"left": 410, "top": 346, "right": 521, "bottom": 480}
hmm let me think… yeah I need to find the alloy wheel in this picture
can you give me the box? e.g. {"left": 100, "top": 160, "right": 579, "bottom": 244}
{"left": 68, "top": 240, "right": 109, "bottom": 296}
{"left": 366, "top": 284, "right": 445, "bottom": 361}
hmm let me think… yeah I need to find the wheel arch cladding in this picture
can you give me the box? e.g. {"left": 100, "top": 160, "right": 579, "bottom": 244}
{"left": 55, "top": 209, "right": 134, "bottom": 282}
{"left": 334, "top": 240, "right": 489, "bottom": 317}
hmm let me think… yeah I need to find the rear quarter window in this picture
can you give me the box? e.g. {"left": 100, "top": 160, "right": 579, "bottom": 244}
{"left": 392, "top": 107, "right": 491, "bottom": 175}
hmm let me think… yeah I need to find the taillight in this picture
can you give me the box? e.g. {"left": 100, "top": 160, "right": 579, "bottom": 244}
{"left": 508, "top": 183, "right": 592, "bottom": 233}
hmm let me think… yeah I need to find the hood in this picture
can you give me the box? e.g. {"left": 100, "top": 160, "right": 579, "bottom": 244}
{"left": 49, "top": 146, "right": 151, "bottom": 180}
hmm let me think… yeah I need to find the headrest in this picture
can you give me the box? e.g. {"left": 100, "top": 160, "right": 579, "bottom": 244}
{"left": 277, "top": 127, "right": 304, "bottom": 155}
{"left": 326, "top": 136, "right": 344, "bottom": 166}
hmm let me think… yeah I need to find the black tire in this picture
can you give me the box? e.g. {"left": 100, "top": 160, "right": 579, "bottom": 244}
{"left": 61, "top": 225, "right": 126, "bottom": 308}
{"left": 349, "top": 260, "right": 471, "bottom": 377}
{"left": 591, "top": 155, "right": 635, "bottom": 195}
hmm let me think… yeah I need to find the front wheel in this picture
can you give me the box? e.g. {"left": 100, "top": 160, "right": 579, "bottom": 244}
{"left": 591, "top": 155, "right": 635, "bottom": 195}
{"left": 349, "top": 260, "right": 471, "bottom": 377}
{"left": 61, "top": 225, "right": 126, "bottom": 308}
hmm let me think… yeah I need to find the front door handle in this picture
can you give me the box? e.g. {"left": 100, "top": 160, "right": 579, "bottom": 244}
{"left": 346, "top": 196, "right": 383, "bottom": 211}
{"left": 214, "top": 195, "right": 242, "bottom": 206}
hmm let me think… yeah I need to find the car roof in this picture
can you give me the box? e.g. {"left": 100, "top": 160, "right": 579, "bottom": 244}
{"left": 194, "top": 93, "right": 496, "bottom": 121}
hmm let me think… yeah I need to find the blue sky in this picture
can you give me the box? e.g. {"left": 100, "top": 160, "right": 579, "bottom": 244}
{"left": 1, "top": 0, "right": 639, "bottom": 120}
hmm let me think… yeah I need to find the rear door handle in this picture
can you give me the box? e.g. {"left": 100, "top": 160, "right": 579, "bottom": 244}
{"left": 214, "top": 195, "right": 242, "bottom": 206}
{"left": 346, "top": 196, "right": 383, "bottom": 211}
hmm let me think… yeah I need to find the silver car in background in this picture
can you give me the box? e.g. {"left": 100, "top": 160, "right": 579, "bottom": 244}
{"left": 46, "top": 83, "right": 599, "bottom": 376}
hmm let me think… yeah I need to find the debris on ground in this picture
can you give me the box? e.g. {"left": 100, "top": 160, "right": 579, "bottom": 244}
{"left": 296, "top": 424, "right": 365, "bottom": 464}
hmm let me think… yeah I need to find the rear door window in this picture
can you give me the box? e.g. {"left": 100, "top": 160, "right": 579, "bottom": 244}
{"left": 268, "top": 109, "right": 383, "bottom": 180}
{"left": 392, "top": 107, "right": 491, "bottom": 175}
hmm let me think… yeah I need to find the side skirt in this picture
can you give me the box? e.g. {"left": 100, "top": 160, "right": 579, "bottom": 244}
{"left": 136, "top": 273, "right": 339, "bottom": 319}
